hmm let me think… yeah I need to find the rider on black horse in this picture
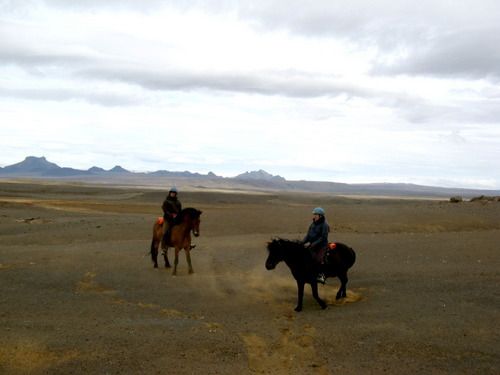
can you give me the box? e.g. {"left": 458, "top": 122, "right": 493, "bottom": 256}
{"left": 302, "top": 207, "right": 330, "bottom": 284}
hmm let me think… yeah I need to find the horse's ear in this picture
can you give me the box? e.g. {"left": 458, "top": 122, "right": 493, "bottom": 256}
{"left": 268, "top": 237, "right": 279, "bottom": 245}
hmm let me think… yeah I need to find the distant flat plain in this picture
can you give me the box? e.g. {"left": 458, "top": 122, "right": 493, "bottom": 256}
{"left": 0, "top": 180, "right": 499, "bottom": 374}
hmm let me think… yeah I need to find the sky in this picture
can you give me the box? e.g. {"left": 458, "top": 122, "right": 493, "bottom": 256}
{"left": 1, "top": 0, "right": 499, "bottom": 189}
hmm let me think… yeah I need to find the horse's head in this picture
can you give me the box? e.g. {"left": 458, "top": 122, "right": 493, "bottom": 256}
{"left": 192, "top": 211, "right": 201, "bottom": 237}
{"left": 266, "top": 238, "right": 305, "bottom": 270}
{"left": 181, "top": 208, "right": 202, "bottom": 237}
{"left": 265, "top": 238, "right": 287, "bottom": 270}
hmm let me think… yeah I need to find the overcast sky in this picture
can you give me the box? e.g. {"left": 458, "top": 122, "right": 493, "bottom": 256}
{"left": 1, "top": 0, "right": 499, "bottom": 189}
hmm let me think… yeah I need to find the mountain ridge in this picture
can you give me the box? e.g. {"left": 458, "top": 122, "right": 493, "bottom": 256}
{"left": 1, "top": 156, "right": 499, "bottom": 198}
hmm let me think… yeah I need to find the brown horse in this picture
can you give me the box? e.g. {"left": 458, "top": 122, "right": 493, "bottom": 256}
{"left": 150, "top": 207, "right": 202, "bottom": 275}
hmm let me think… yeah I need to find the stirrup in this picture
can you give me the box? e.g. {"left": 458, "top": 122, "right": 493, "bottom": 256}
{"left": 316, "top": 274, "right": 326, "bottom": 284}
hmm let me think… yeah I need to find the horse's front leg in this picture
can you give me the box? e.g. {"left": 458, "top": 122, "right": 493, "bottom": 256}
{"left": 172, "top": 247, "right": 180, "bottom": 276}
{"left": 311, "top": 282, "right": 327, "bottom": 309}
{"left": 295, "top": 280, "right": 305, "bottom": 312}
{"left": 162, "top": 247, "right": 171, "bottom": 268}
{"left": 185, "top": 248, "right": 194, "bottom": 274}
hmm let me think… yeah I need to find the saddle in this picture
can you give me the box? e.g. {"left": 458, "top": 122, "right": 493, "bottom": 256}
{"left": 322, "top": 242, "right": 337, "bottom": 264}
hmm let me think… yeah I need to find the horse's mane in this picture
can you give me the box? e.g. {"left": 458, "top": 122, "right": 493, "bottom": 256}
{"left": 175, "top": 207, "right": 202, "bottom": 223}
{"left": 182, "top": 207, "right": 201, "bottom": 216}
{"left": 267, "top": 238, "right": 303, "bottom": 253}
{"left": 267, "top": 237, "right": 314, "bottom": 266}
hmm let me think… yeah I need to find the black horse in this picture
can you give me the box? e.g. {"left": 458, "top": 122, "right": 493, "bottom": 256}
{"left": 265, "top": 238, "right": 356, "bottom": 312}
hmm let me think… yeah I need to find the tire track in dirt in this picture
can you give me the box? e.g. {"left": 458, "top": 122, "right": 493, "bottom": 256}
{"left": 241, "top": 322, "right": 329, "bottom": 374}
{"left": 0, "top": 341, "right": 79, "bottom": 374}
{"left": 75, "top": 271, "right": 219, "bottom": 328}
{"left": 238, "top": 271, "right": 365, "bottom": 374}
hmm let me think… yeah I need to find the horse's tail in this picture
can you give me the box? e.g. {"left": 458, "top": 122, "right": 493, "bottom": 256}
{"left": 149, "top": 216, "right": 165, "bottom": 255}
{"left": 346, "top": 247, "right": 356, "bottom": 269}
{"left": 150, "top": 238, "right": 156, "bottom": 255}
{"left": 150, "top": 218, "right": 162, "bottom": 258}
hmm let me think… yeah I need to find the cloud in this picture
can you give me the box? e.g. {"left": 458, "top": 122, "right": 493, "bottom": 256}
{"left": 1, "top": 0, "right": 499, "bottom": 188}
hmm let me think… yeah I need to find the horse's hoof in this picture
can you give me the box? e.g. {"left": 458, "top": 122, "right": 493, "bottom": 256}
{"left": 189, "top": 270, "right": 194, "bottom": 274}
{"left": 321, "top": 304, "right": 328, "bottom": 310}
{"left": 154, "top": 264, "right": 158, "bottom": 268}
{"left": 294, "top": 306, "right": 302, "bottom": 312}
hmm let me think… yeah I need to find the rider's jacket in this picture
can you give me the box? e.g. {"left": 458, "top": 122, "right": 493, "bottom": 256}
{"left": 162, "top": 196, "right": 182, "bottom": 221}
{"left": 303, "top": 216, "right": 330, "bottom": 250}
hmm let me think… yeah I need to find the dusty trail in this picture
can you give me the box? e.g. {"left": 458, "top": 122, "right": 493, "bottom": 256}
{"left": 0, "top": 182, "right": 499, "bottom": 374}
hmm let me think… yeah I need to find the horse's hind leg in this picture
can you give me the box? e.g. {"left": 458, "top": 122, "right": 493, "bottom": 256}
{"left": 336, "top": 272, "right": 348, "bottom": 300}
{"left": 185, "top": 249, "right": 194, "bottom": 274}
{"left": 311, "top": 282, "right": 327, "bottom": 309}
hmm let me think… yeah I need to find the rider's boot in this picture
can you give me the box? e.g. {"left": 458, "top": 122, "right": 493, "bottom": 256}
{"left": 316, "top": 273, "right": 326, "bottom": 284}
{"left": 161, "top": 229, "right": 170, "bottom": 251}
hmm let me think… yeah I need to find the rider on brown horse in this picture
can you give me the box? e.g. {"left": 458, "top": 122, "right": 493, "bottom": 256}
{"left": 301, "top": 207, "right": 330, "bottom": 284}
{"left": 161, "top": 187, "right": 182, "bottom": 250}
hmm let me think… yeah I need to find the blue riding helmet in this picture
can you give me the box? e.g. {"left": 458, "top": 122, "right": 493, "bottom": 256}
{"left": 312, "top": 207, "right": 325, "bottom": 215}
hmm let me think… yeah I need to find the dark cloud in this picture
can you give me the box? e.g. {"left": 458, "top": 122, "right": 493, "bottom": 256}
{"left": 2, "top": 0, "right": 499, "bottom": 118}
{"left": 0, "top": 87, "right": 140, "bottom": 106}
{"left": 374, "top": 28, "right": 500, "bottom": 79}
{"left": 380, "top": 94, "right": 500, "bottom": 126}
{"left": 0, "top": 19, "right": 93, "bottom": 68}
{"left": 76, "top": 66, "right": 382, "bottom": 100}
{"left": 234, "top": 1, "right": 500, "bottom": 80}
{"left": 4, "top": 1, "right": 500, "bottom": 82}
{"left": 0, "top": 47, "right": 92, "bottom": 68}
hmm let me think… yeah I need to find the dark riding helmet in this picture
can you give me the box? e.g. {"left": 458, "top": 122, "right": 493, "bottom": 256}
{"left": 169, "top": 187, "right": 178, "bottom": 194}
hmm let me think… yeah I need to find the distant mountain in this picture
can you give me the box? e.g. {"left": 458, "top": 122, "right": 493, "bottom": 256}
{"left": 235, "top": 169, "right": 286, "bottom": 182}
{"left": 148, "top": 170, "right": 208, "bottom": 178}
{"left": 0, "top": 156, "right": 211, "bottom": 179}
{"left": 109, "top": 165, "right": 130, "bottom": 173}
{"left": 2, "top": 156, "right": 60, "bottom": 174}
{"left": 0, "top": 156, "right": 89, "bottom": 176}
{"left": 2, "top": 156, "right": 500, "bottom": 198}
{"left": 88, "top": 166, "right": 106, "bottom": 173}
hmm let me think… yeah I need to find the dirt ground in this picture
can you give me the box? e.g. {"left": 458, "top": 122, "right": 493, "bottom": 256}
{"left": 0, "top": 181, "right": 499, "bottom": 374}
